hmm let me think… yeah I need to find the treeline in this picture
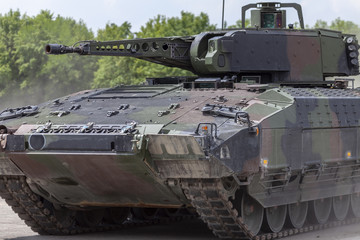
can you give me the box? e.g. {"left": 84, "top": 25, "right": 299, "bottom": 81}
{"left": 0, "top": 10, "right": 358, "bottom": 108}
{"left": 0, "top": 10, "right": 215, "bottom": 107}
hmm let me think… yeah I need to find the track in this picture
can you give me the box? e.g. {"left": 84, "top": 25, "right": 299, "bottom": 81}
{"left": 181, "top": 179, "right": 360, "bottom": 240}
{"left": 0, "top": 175, "right": 192, "bottom": 236}
{"left": 2, "top": 175, "right": 360, "bottom": 239}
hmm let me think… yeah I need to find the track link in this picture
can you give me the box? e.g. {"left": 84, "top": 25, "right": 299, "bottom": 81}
{"left": 181, "top": 178, "right": 360, "bottom": 240}
{"left": 0, "top": 175, "right": 192, "bottom": 235}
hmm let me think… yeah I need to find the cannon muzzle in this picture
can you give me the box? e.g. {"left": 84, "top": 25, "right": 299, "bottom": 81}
{"left": 45, "top": 44, "right": 86, "bottom": 55}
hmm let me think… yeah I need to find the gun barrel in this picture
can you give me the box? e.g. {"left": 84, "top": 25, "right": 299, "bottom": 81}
{"left": 45, "top": 44, "right": 83, "bottom": 55}
{"left": 45, "top": 38, "right": 195, "bottom": 71}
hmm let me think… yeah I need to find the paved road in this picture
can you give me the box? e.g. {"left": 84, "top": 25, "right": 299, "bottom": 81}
{"left": 2, "top": 198, "right": 360, "bottom": 240}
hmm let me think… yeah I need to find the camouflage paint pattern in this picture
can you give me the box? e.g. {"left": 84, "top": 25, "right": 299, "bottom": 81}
{"left": 0, "top": 6, "right": 359, "bottom": 209}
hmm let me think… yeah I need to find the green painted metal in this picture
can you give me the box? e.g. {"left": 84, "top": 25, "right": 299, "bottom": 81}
{"left": 0, "top": 2, "right": 360, "bottom": 238}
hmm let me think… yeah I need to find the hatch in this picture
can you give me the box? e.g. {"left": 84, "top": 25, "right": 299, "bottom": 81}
{"left": 89, "top": 85, "right": 180, "bottom": 99}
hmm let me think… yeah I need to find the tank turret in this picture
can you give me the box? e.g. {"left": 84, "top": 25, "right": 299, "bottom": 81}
{"left": 46, "top": 2, "right": 359, "bottom": 84}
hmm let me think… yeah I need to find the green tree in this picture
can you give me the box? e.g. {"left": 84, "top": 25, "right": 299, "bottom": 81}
{"left": 330, "top": 18, "right": 360, "bottom": 34}
{"left": 1, "top": 8, "right": 359, "bottom": 109}
{"left": 314, "top": 18, "right": 360, "bottom": 38}
{"left": 137, "top": 12, "right": 215, "bottom": 37}
{"left": 92, "top": 12, "right": 216, "bottom": 88}
{"left": 36, "top": 13, "right": 96, "bottom": 102}
{"left": 0, "top": 10, "right": 96, "bottom": 107}
{"left": 91, "top": 22, "right": 135, "bottom": 88}
{"left": 227, "top": 19, "right": 250, "bottom": 29}
{"left": 0, "top": 10, "right": 23, "bottom": 100}
{"left": 314, "top": 20, "right": 329, "bottom": 29}
{"left": 97, "top": 22, "right": 132, "bottom": 41}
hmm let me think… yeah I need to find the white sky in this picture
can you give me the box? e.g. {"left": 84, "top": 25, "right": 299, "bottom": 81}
{"left": 0, "top": 0, "right": 359, "bottom": 34}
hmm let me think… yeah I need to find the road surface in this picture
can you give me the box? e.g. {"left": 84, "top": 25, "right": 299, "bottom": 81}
{"left": 2, "top": 198, "right": 360, "bottom": 240}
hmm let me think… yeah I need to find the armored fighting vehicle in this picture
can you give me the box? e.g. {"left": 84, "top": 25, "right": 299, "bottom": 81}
{"left": 1, "top": 2, "right": 360, "bottom": 239}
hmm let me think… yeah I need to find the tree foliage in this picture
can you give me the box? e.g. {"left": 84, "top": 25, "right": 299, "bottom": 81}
{"left": 0, "top": 9, "right": 358, "bottom": 108}
{"left": 0, "top": 10, "right": 22, "bottom": 100}
{"left": 91, "top": 12, "right": 216, "bottom": 88}
{"left": 0, "top": 10, "right": 96, "bottom": 107}
{"left": 227, "top": 19, "right": 251, "bottom": 29}
{"left": 314, "top": 18, "right": 360, "bottom": 38}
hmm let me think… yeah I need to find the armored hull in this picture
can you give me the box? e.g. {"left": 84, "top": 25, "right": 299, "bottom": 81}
{"left": 2, "top": 83, "right": 360, "bottom": 238}
{"left": 1, "top": 2, "right": 360, "bottom": 239}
